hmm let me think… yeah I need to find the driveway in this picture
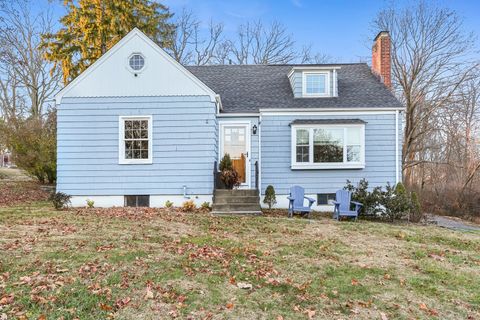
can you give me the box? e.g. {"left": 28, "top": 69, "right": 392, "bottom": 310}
{"left": 428, "top": 214, "right": 480, "bottom": 232}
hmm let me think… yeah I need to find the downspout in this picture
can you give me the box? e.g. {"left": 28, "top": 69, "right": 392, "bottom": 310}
{"left": 258, "top": 114, "right": 262, "bottom": 194}
{"left": 395, "top": 110, "right": 399, "bottom": 184}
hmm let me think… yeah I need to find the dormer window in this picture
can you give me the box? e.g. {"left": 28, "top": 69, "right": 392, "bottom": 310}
{"left": 303, "top": 71, "right": 330, "bottom": 97}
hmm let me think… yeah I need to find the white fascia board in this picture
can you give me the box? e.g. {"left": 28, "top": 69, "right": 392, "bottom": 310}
{"left": 260, "top": 108, "right": 405, "bottom": 115}
{"left": 55, "top": 28, "right": 217, "bottom": 105}
{"left": 217, "top": 113, "right": 260, "bottom": 117}
{"left": 287, "top": 66, "right": 342, "bottom": 78}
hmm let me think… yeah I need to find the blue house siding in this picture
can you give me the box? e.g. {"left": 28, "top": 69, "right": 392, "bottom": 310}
{"left": 57, "top": 96, "right": 217, "bottom": 196}
{"left": 260, "top": 113, "right": 399, "bottom": 196}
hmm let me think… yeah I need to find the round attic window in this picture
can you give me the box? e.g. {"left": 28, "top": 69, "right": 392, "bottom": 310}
{"left": 129, "top": 54, "right": 145, "bottom": 71}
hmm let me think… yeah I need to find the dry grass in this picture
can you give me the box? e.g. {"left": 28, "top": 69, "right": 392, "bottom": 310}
{"left": 0, "top": 201, "right": 479, "bottom": 319}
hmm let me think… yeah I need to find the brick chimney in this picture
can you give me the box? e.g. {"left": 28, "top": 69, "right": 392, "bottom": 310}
{"left": 372, "top": 31, "right": 391, "bottom": 89}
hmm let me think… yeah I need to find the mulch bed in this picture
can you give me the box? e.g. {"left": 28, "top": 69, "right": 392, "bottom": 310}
{"left": 0, "top": 181, "right": 50, "bottom": 207}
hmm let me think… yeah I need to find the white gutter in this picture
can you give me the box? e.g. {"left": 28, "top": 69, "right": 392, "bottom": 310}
{"left": 217, "top": 113, "right": 260, "bottom": 117}
{"left": 395, "top": 110, "right": 399, "bottom": 184}
{"left": 215, "top": 95, "right": 223, "bottom": 113}
{"left": 260, "top": 107, "right": 405, "bottom": 113}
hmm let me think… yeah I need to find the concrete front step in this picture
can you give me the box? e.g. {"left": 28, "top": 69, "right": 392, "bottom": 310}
{"left": 212, "top": 189, "right": 262, "bottom": 215}
{"left": 214, "top": 189, "right": 259, "bottom": 197}
{"left": 213, "top": 196, "right": 260, "bottom": 204}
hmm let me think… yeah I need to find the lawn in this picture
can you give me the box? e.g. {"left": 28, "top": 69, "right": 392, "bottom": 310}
{"left": 0, "top": 200, "right": 479, "bottom": 319}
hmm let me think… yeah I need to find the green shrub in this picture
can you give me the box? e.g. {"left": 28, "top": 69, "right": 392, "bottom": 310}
{"left": 344, "top": 180, "right": 423, "bottom": 222}
{"left": 409, "top": 191, "right": 423, "bottom": 222}
{"left": 50, "top": 192, "right": 71, "bottom": 210}
{"left": 263, "top": 185, "right": 277, "bottom": 209}
{"left": 165, "top": 200, "right": 173, "bottom": 208}
{"left": 345, "top": 179, "right": 383, "bottom": 216}
{"left": 201, "top": 201, "right": 211, "bottom": 211}
{"left": 181, "top": 200, "right": 196, "bottom": 212}
{"left": 219, "top": 153, "right": 233, "bottom": 171}
{"left": 86, "top": 199, "right": 95, "bottom": 208}
{"left": 1, "top": 110, "right": 57, "bottom": 184}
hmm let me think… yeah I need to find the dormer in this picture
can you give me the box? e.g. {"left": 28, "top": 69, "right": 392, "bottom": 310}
{"left": 287, "top": 66, "right": 340, "bottom": 98}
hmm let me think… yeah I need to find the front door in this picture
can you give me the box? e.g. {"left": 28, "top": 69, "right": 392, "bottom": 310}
{"left": 220, "top": 124, "right": 250, "bottom": 188}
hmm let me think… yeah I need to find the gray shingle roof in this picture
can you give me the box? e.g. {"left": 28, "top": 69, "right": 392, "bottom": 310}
{"left": 290, "top": 119, "right": 367, "bottom": 126}
{"left": 186, "top": 63, "right": 403, "bottom": 113}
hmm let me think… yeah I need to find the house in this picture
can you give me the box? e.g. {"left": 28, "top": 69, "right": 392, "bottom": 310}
{"left": 55, "top": 28, "right": 403, "bottom": 211}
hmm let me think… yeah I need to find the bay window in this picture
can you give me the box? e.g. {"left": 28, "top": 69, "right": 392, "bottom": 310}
{"left": 291, "top": 124, "right": 365, "bottom": 169}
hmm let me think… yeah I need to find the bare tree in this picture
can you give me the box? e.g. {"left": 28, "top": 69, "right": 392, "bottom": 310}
{"left": 372, "top": 0, "right": 479, "bottom": 186}
{"left": 0, "top": 0, "right": 61, "bottom": 119}
{"left": 300, "top": 44, "right": 333, "bottom": 64}
{"left": 230, "top": 20, "right": 297, "bottom": 64}
{"left": 169, "top": 9, "right": 226, "bottom": 65}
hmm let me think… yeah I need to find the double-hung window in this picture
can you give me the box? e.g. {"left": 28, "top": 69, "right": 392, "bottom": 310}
{"left": 302, "top": 72, "right": 330, "bottom": 97}
{"left": 119, "top": 116, "right": 152, "bottom": 164}
{"left": 292, "top": 124, "right": 365, "bottom": 169}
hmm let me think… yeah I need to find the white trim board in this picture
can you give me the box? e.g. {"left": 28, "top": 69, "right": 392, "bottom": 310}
{"left": 260, "top": 109, "right": 404, "bottom": 114}
{"left": 260, "top": 195, "right": 334, "bottom": 212}
{"left": 70, "top": 195, "right": 213, "bottom": 208}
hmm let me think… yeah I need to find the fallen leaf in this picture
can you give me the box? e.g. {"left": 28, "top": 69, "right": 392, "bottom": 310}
{"left": 305, "top": 309, "right": 316, "bottom": 319}
{"left": 144, "top": 288, "right": 154, "bottom": 300}
{"left": 99, "top": 303, "right": 113, "bottom": 311}
{"left": 226, "top": 302, "right": 234, "bottom": 309}
{"left": 0, "top": 294, "right": 14, "bottom": 305}
{"left": 37, "top": 315, "right": 47, "bottom": 320}
{"left": 351, "top": 278, "right": 359, "bottom": 286}
{"left": 419, "top": 302, "right": 428, "bottom": 311}
{"left": 429, "top": 308, "right": 439, "bottom": 316}
{"left": 384, "top": 274, "right": 391, "bottom": 280}
{"left": 428, "top": 254, "right": 445, "bottom": 261}
{"left": 236, "top": 282, "right": 252, "bottom": 290}
{"left": 115, "top": 297, "right": 131, "bottom": 309}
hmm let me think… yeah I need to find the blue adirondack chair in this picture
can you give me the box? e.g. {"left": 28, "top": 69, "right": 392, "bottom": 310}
{"left": 287, "top": 186, "right": 315, "bottom": 218}
{"left": 332, "top": 190, "right": 363, "bottom": 221}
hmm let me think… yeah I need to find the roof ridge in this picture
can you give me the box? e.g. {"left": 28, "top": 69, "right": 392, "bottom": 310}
{"left": 185, "top": 63, "right": 368, "bottom": 67}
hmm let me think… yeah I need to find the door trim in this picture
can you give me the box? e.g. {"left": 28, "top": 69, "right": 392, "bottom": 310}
{"left": 218, "top": 121, "right": 251, "bottom": 189}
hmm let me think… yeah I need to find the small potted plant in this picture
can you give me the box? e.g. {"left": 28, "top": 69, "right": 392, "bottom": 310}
{"left": 219, "top": 154, "right": 240, "bottom": 189}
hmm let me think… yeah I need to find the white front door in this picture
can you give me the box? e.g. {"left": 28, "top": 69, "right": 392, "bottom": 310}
{"left": 220, "top": 123, "right": 251, "bottom": 188}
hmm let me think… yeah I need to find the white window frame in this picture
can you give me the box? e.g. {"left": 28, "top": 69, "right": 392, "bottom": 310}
{"left": 119, "top": 115, "right": 153, "bottom": 164}
{"left": 302, "top": 71, "right": 330, "bottom": 97}
{"left": 126, "top": 52, "right": 147, "bottom": 74}
{"left": 291, "top": 124, "right": 365, "bottom": 169}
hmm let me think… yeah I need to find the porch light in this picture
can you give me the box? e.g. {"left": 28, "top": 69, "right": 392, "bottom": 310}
{"left": 252, "top": 125, "right": 258, "bottom": 135}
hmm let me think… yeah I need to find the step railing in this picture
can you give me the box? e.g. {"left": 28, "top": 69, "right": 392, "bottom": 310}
{"left": 254, "top": 161, "right": 259, "bottom": 191}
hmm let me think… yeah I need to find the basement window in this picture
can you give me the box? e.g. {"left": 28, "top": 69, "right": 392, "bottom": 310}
{"left": 124, "top": 195, "right": 150, "bottom": 207}
{"left": 317, "top": 193, "right": 336, "bottom": 205}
